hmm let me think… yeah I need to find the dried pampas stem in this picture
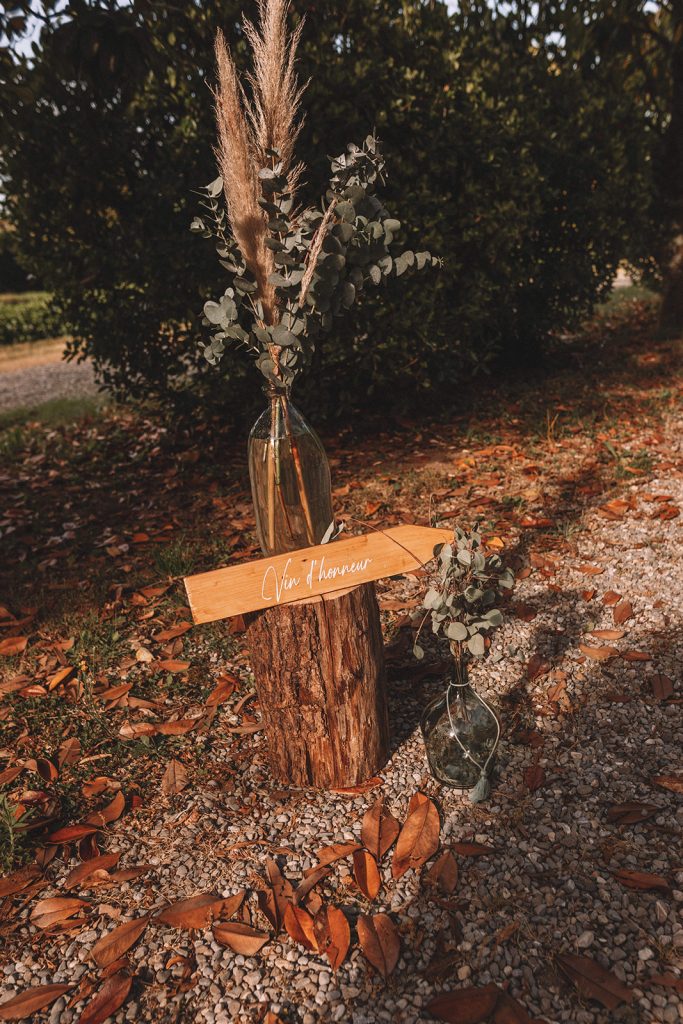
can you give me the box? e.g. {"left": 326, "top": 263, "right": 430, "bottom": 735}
{"left": 214, "top": 30, "right": 276, "bottom": 322}
{"left": 299, "top": 199, "right": 338, "bottom": 306}
{"left": 243, "top": 0, "right": 306, "bottom": 195}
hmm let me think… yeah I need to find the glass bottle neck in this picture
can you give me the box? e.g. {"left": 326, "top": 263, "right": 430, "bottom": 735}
{"left": 263, "top": 381, "right": 291, "bottom": 402}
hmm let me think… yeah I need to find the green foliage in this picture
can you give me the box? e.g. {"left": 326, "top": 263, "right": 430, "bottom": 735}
{"left": 195, "top": 136, "right": 438, "bottom": 386}
{"left": 0, "top": 292, "right": 63, "bottom": 346}
{"left": 413, "top": 526, "right": 514, "bottom": 663}
{"left": 0, "top": 225, "right": 32, "bottom": 292}
{"left": 0, "top": 1, "right": 660, "bottom": 417}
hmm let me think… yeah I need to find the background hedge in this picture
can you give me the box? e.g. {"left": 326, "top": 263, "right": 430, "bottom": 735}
{"left": 0, "top": 0, "right": 670, "bottom": 421}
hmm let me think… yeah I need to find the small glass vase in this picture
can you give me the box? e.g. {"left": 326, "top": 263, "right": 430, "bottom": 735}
{"left": 248, "top": 383, "right": 334, "bottom": 557}
{"left": 421, "top": 662, "right": 500, "bottom": 803}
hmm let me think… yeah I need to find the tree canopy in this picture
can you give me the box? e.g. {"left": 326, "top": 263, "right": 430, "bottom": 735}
{"left": 0, "top": 1, "right": 675, "bottom": 418}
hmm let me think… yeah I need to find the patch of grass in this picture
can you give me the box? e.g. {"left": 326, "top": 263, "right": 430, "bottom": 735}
{"left": 0, "top": 395, "right": 107, "bottom": 433}
{"left": 0, "top": 793, "right": 33, "bottom": 873}
{"left": 69, "top": 611, "right": 126, "bottom": 674}
{"left": 154, "top": 537, "right": 199, "bottom": 579}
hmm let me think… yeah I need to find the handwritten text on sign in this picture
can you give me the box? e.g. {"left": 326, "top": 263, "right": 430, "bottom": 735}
{"left": 184, "top": 525, "right": 452, "bottom": 624}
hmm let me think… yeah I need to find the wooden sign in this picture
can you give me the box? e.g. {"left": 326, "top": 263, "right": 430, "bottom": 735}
{"left": 184, "top": 525, "right": 452, "bottom": 624}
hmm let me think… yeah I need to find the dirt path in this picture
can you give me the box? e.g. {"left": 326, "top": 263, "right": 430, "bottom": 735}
{"left": 0, "top": 338, "right": 98, "bottom": 413}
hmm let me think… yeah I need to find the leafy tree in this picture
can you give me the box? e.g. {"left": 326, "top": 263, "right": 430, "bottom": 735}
{"left": 0, "top": 0, "right": 663, "bottom": 419}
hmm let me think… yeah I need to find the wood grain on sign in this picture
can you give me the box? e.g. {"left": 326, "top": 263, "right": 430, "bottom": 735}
{"left": 184, "top": 525, "right": 452, "bottom": 624}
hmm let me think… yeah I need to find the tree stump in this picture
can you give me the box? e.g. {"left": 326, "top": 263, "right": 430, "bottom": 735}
{"left": 245, "top": 582, "right": 389, "bottom": 789}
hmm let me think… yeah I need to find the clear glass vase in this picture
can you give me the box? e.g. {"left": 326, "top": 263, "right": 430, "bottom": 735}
{"left": 421, "top": 662, "right": 500, "bottom": 802}
{"left": 248, "top": 383, "right": 334, "bottom": 556}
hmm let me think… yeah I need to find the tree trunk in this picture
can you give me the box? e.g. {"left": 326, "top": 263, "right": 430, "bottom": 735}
{"left": 245, "top": 582, "right": 389, "bottom": 789}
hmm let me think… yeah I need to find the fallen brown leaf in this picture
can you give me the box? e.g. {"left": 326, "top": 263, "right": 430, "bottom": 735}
{"left": 613, "top": 869, "right": 669, "bottom": 892}
{"left": 0, "top": 984, "right": 71, "bottom": 1021}
{"left": 426, "top": 983, "right": 500, "bottom": 1022}
{"left": 212, "top": 921, "right": 269, "bottom": 955}
{"left": 361, "top": 799, "right": 400, "bottom": 860}
{"left": 652, "top": 773, "right": 683, "bottom": 794}
{"left": 64, "top": 854, "right": 121, "bottom": 890}
{"left": 649, "top": 673, "right": 674, "bottom": 701}
{"left": 589, "top": 629, "right": 626, "bottom": 641}
{"left": 284, "top": 904, "right": 318, "bottom": 951}
{"left": 313, "top": 842, "right": 361, "bottom": 869}
{"left": 161, "top": 759, "right": 188, "bottom": 795}
{"left": 156, "top": 892, "right": 235, "bottom": 930}
{"left": 647, "top": 973, "right": 683, "bottom": 994}
{"left": 606, "top": 802, "right": 659, "bottom": 826}
{"left": 526, "top": 653, "right": 551, "bottom": 681}
{"left": 85, "top": 791, "right": 125, "bottom": 827}
{"left": 357, "top": 912, "right": 400, "bottom": 980}
{"left": 30, "top": 897, "right": 88, "bottom": 930}
{"left": 77, "top": 971, "right": 132, "bottom": 1024}
{"left": 579, "top": 644, "right": 618, "bottom": 661}
{"left": 0, "top": 864, "right": 40, "bottom": 898}
{"left": 91, "top": 915, "right": 150, "bottom": 968}
{"left": 0, "top": 636, "right": 28, "bottom": 656}
{"left": 392, "top": 793, "right": 440, "bottom": 879}
{"left": 426, "top": 850, "right": 458, "bottom": 894}
{"left": 557, "top": 953, "right": 633, "bottom": 1010}
{"left": 353, "top": 849, "right": 381, "bottom": 901}
{"left": 613, "top": 600, "right": 633, "bottom": 625}
{"left": 524, "top": 761, "right": 545, "bottom": 792}
{"left": 332, "top": 776, "right": 383, "bottom": 796}
{"left": 313, "top": 905, "right": 350, "bottom": 971}
{"left": 451, "top": 842, "right": 495, "bottom": 857}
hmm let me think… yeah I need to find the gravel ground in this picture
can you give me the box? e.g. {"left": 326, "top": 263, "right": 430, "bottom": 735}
{"left": 0, "top": 355, "right": 97, "bottom": 412}
{"left": 3, "top": 417, "right": 682, "bottom": 1024}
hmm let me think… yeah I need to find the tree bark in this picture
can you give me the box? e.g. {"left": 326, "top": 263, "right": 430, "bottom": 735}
{"left": 245, "top": 582, "right": 389, "bottom": 789}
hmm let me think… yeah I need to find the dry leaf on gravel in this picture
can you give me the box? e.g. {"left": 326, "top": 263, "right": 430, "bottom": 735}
{"left": 284, "top": 904, "right": 318, "bottom": 951}
{"left": 579, "top": 644, "right": 618, "bottom": 661}
{"left": 46, "top": 824, "right": 98, "bottom": 843}
{"left": 427, "top": 984, "right": 500, "bottom": 1023}
{"left": 89, "top": 915, "right": 149, "bottom": 968}
{"left": 85, "top": 791, "right": 125, "bottom": 826}
{"left": 361, "top": 799, "right": 400, "bottom": 860}
{"left": 64, "top": 854, "right": 121, "bottom": 890}
{"left": 557, "top": 953, "right": 633, "bottom": 1010}
{"left": 161, "top": 759, "right": 188, "bottom": 795}
{"left": 0, "top": 865, "right": 41, "bottom": 898}
{"left": 331, "top": 775, "right": 383, "bottom": 796}
{"left": 0, "top": 984, "right": 71, "bottom": 1021}
{"left": 352, "top": 849, "right": 381, "bottom": 900}
{"left": 426, "top": 850, "right": 458, "bottom": 894}
{"left": 0, "top": 636, "right": 28, "bottom": 656}
{"left": 613, "top": 869, "right": 669, "bottom": 892}
{"left": 356, "top": 913, "right": 400, "bottom": 980}
{"left": 313, "top": 843, "right": 361, "bottom": 869}
{"left": 313, "top": 906, "right": 350, "bottom": 971}
{"left": 652, "top": 774, "right": 683, "bottom": 794}
{"left": 606, "top": 802, "right": 659, "bottom": 826}
{"left": 77, "top": 971, "right": 132, "bottom": 1024}
{"left": 452, "top": 842, "right": 495, "bottom": 857}
{"left": 392, "top": 793, "right": 440, "bottom": 879}
{"left": 650, "top": 673, "right": 674, "bottom": 701}
{"left": 212, "top": 921, "right": 269, "bottom": 955}
{"left": 526, "top": 653, "right": 551, "bottom": 681}
{"left": 156, "top": 892, "right": 237, "bottom": 930}
{"left": 647, "top": 974, "right": 683, "bottom": 994}
{"left": 30, "top": 897, "right": 88, "bottom": 930}
{"left": 524, "top": 761, "right": 545, "bottom": 792}
{"left": 613, "top": 599, "right": 633, "bottom": 624}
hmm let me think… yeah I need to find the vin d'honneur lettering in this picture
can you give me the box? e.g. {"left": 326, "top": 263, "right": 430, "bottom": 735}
{"left": 261, "top": 555, "right": 372, "bottom": 604}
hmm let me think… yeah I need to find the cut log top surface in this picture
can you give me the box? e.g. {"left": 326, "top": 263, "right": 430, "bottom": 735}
{"left": 184, "top": 524, "right": 452, "bottom": 624}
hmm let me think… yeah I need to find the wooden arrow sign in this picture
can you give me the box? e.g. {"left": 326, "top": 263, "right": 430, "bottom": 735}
{"left": 184, "top": 525, "right": 452, "bottom": 624}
